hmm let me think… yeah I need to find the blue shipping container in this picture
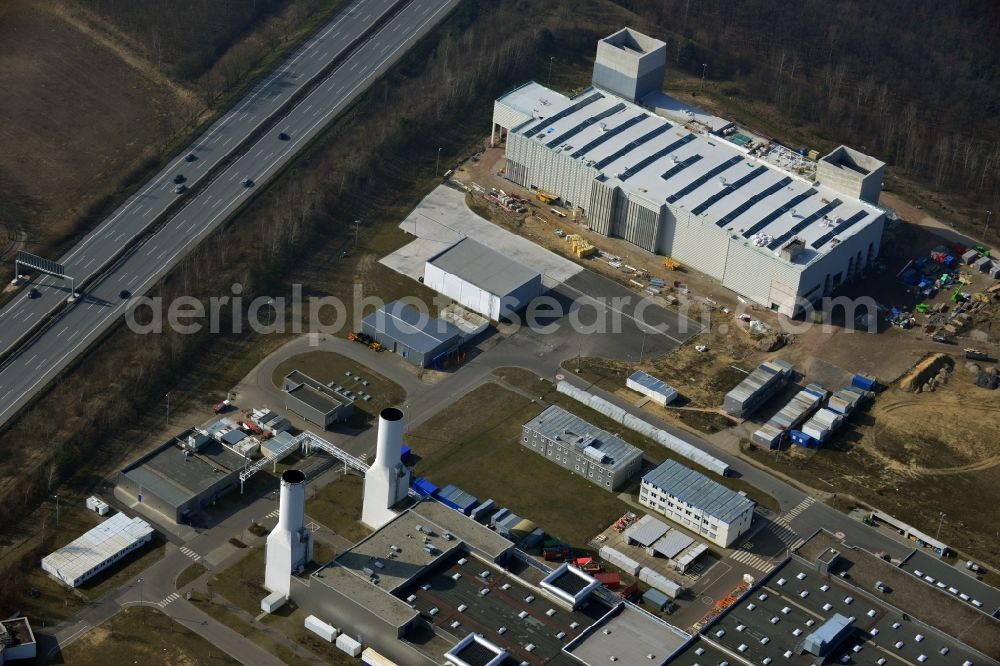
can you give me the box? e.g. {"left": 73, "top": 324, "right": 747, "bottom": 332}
{"left": 852, "top": 374, "right": 877, "bottom": 391}
{"left": 789, "top": 429, "right": 813, "bottom": 447}
{"left": 401, "top": 445, "right": 411, "bottom": 459}
{"left": 411, "top": 477, "right": 439, "bottom": 497}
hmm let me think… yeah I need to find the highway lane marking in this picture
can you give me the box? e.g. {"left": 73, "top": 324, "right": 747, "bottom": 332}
{"left": 188, "top": 222, "right": 198, "bottom": 232}
{"left": 211, "top": 199, "right": 222, "bottom": 209}
{"left": 84, "top": 258, "right": 96, "bottom": 269}
{"left": 27, "top": 354, "right": 36, "bottom": 366}
{"left": 223, "top": 136, "right": 233, "bottom": 146}
{"left": 36, "top": 357, "right": 48, "bottom": 371}
{"left": 143, "top": 207, "right": 152, "bottom": 217}
{"left": 56, "top": 327, "right": 68, "bottom": 339}
{"left": 0, "top": 0, "right": 445, "bottom": 425}
{"left": 49, "top": 0, "right": 380, "bottom": 269}
{"left": 157, "top": 249, "right": 169, "bottom": 261}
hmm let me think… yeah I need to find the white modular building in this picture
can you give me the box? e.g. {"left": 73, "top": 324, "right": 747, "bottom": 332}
{"left": 41, "top": 513, "right": 154, "bottom": 587}
{"left": 639, "top": 459, "right": 755, "bottom": 547}
{"left": 627, "top": 370, "right": 679, "bottom": 406}
{"left": 423, "top": 237, "right": 544, "bottom": 321}
{"left": 492, "top": 30, "right": 887, "bottom": 317}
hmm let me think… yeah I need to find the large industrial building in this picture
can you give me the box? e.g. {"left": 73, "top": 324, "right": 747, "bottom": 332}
{"left": 491, "top": 28, "right": 888, "bottom": 316}
{"left": 521, "top": 405, "right": 644, "bottom": 491}
{"left": 662, "top": 529, "right": 999, "bottom": 666}
{"left": 41, "top": 513, "right": 154, "bottom": 588}
{"left": 424, "top": 237, "right": 544, "bottom": 321}
{"left": 639, "top": 459, "right": 755, "bottom": 547}
{"left": 361, "top": 300, "right": 463, "bottom": 368}
{"left": 116, "top": 425, "right": 249, "bottom": 523}
{"left": 282, "top": 370, "right": 355, "bottom": 428}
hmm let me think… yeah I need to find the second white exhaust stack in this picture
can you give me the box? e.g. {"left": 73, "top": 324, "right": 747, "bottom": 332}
{"left": 264, "top": 469, "right": 313, "bottom": 598}
{"left": 362, "top": 407, "right": 410, "bottom": 530}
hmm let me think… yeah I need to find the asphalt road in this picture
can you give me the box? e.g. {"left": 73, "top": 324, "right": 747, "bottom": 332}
{"left": 0, "top": 0, "right": 398, "bottom": 350}
{"left": 0, "top": 0, "right": 460, "bottom": 427}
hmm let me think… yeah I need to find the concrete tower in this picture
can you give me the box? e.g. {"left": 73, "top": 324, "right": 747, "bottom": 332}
{"left": 362, "top": 407, "right": 411, "bottom": 530}
{"left": 264, "top": 469, "right": 313, "bottom": 598}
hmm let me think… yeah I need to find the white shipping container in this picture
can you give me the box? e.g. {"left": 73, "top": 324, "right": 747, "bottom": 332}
{"left": 362, "top": 647, "right": 400, "bottom": 666}
{"left": 86, "top": 496, "right": 110, "bottom": 516}
{"left": 599, "top": 546, "right": 641, "bottom": 576}
{"left": 304, "top": 615, "right": 337, "bottom": 642}
{"left": 801, "top": 422, "right": 830, "bottom": 442}
{"left": 336, "top": 633, "right": 363, "bottom": 657}
{"left": 638, "top": 566, "right": 683, "bottom": 598}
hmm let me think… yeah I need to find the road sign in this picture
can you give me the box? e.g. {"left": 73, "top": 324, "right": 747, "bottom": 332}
{"left": 15, "top": 251, "right": 65, "bottom": 278}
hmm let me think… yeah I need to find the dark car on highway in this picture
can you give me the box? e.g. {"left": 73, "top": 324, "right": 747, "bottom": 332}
{"left": 119, "top": 289, "right": 131, "bottom": 299}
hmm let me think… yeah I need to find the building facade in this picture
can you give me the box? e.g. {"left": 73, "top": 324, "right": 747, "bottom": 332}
{"left": 521, "top": 405, "right": 643, "bottom": 491}
{"left": 493, "top": 29, "right": 888, "bottom": 317}
{"left": 361, "top": 300, "right": 462, "bottom": 368}
{"left": 639, "top": 459, "right": 754, "bottom": 547}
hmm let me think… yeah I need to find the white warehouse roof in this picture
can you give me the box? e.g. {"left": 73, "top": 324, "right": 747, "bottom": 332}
{"left": 41, "top": 513, "right": 153, "bottom": 585}
{"left": 427, "top": 237, "right": 540, "bottom": 297}
{"left": 501, "top": 85, "right": 884, "bottom": 261}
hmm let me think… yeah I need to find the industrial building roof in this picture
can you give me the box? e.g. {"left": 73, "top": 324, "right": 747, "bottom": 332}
{"left": 284, "top": 370, "right": 352, "bottom": 414}
{"left": 501, "top": 85, "right": 884, "bottom": 261}
{"left": 628, "top": 370, "right": 679, "bottom": 401}
{"left": 120, "top": 433, "right": 244, "bottom": 510}
{"left": 898, "top": 550, "right": 1000, "bottom": 617}
{"left": 398, "top": 552, "right": 607, "bottom": 666}
{"left": 411, "top": 501, "right": 513, "bottom": 561}
{"left": 642, "top": 459, "right": 755, "bottom": 523}
{"left": 362, "top": 300, "right": 461, "bottom": 354}
{"left": 652, "top": 529, "right": 694, "bottom": 560}
{"left": 427, "top": 238, "right": 540, "bottom": 297}
{"left": 523, "top": 405, "right": 643, "bottom": 473}
{"left": 624, "top": 514, "right": 670, "bottom": 547}
{"left": 42, "top": 513, "right": 153, "bottom": 583}
{"left": 695, "top": 553, "right": 997, "bottom": 666}
{"left": 564, "top": 603, "right": 690, "bottom": 666}
{"left": 311, "top": 564, "right": 418, "bottom": 628}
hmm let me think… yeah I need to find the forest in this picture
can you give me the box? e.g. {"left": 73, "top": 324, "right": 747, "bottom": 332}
{"left": 615, "top": 0, "right": 1000, "bottom": 230}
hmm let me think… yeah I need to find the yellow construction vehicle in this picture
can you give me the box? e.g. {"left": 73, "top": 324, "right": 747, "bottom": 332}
{"left": 536, "top": 189, "right": 559, "bottom": 204}
{"left": 663, "top": 257, "right": 680, "bottom": 271}
{"left": 369, "top": 341, "right": 383, "bottom": 352}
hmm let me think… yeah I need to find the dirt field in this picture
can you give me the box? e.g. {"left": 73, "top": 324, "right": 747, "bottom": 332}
{"left": 58, "top": 607, "right": 240, "bottom": 666}
{"left": 745, "top": 367, "right": 1000, "bottom": 566}
{"left": 0, "top": 1, "right": 189, "bottom": 258}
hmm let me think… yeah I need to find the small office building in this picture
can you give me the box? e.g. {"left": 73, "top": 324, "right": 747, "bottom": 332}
{"left": 639, "top": 459, "right": 755, "bottom": 547}
{"left": 41, "top": 513, "right": 154, "bottom": 587}
{"left": 282, "top": 370, "right": 355, "bottom": 428}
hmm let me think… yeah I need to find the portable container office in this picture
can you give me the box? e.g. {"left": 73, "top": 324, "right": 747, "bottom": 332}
{"left": 961, "top": 249, "right": 979, "bottom": 265}
{"left": 789, "top": 429, "right": 814, "bottom": 448}
{"left": 643, "top": 587, "right": 672, "bottom": 610}
{"left": 638, "top": 567, "right": 683, "bottom": 598}
{"left": 336, "top": 634, "right": 362, "bottom": 657}
{"left": 304, "top": 615, "right": 338, "bottom": 642}
{"left": 973, "top": 256, "right": 993, "bottom": 273}
{"left": 599, "top": 545, "right": 641, "bottom": 576}
{"left": 627, "top": 370, "right": 679, "bottom": 406}
{"left": 471, "top": 499, "right": 495, "bottom": 523}
{"left": 752, "top": 424, "right": 784, "bottom": 449}
{"left": 411, "top": 477, "right": 438, "bottom": 497}
{"left": 852, "top": 374, "right": 877, "bottom": 391}
{"left": 801, "top": 421, "right": 830, "bottom": 443}
{"left": 723, "top": 359, "right": 794, "bottom": 417}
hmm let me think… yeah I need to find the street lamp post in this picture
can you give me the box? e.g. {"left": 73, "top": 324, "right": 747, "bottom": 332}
{"left": 354, "top": 219, "right": 360, "bottom": 251}
{"left": 986, "top": 210, "right": 993, "bottom": 236}
{"left": 548, "top": 56, "right": 555, "bottom": 86}
{"left": 936, "top": 511, "right": 946, "bottom": 541}
{"left": 53, "top": 495, "right": 59, "bottom": 527}
{"left": 435, "top": 147, "right": 442, "bottom": 177}
{"left": 701, "top": 63, "right": 708, "bottom": 86}
{"left": 137, "top": 577, "right": 144, "bottom": 613}
{"left": 165, "top": 392, "right": 170, "bottom": 426}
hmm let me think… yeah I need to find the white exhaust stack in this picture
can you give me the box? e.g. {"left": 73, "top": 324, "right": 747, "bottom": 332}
{"left": 264, "top": 469, "right": 313, "bottom": 598}
{"left": 362, "top": 407, "right": 411, "bottom": 530}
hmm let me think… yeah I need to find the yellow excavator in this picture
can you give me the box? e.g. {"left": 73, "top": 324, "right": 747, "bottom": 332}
{"left": 663, "top": 257, "right": 680, "bottom": 271}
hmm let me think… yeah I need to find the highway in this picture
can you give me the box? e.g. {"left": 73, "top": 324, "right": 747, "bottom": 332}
{"left": 0, "top": 0, "right": 459, "bottom": 426}
{"left": 0, "top": 0, "right": 400, "bottom": 351}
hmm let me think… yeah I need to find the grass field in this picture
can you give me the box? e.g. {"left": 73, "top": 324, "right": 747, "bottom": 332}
{"left": 55, "top": 606, "right": 239, "bottom": 666}
{"left": 271, "top": 350, "right": 406, "bottom": 420}
{"left": 0, "top": 1, "right": 187, "bottom": 260}
{"left": 304, "top": 471, "right": 370, "bottom": 544}
{"left": 495, "top": 368, "right": 779, "bottom": 513}
{"left": 407, "top": 381, "right": 637, "bottom": 548}
{"left": 176, "top": 562, "right": 208, "bottom": 590}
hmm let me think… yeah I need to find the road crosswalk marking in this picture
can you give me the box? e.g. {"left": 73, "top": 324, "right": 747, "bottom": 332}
{"left": 180, "top": 546, "right": 201, "bottom": 562}
{"left": 265, "top": 509, "right": 279, "bottom": 519}
{"left": 770, "top": 517, "right": 805, "bottom": 551}
{"left": 781, "top": 496, "right": 815, "bottom": 522}
{"left": 730, "top": 549, "right": 775, "bottom": 573}
{"left": 157, "top": 592, "right": 180, "bottom": 608}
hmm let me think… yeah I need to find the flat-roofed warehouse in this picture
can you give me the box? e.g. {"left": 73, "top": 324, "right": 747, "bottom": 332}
{"left": 522, "top": 405, "right": 643, "bottom": 491}
{"left": 361, "top": 300, "right": 462, "bottom": 368}
{"left": 492, "top": 30, "right": 888, "bottom": 317}
{"left": 424, "top": 237, "right": 544, "bottom": 321}
{"left": 282, "top": 370, "right": 354, "bottom": 428}
{"left": 41, "top": 513, "right": 154, "bottom": 587}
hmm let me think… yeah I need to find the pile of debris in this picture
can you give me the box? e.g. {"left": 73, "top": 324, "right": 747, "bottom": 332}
{"left": 899, "top": 353, "right": 954, "bottom": 393}
{"left": 966, "top": 362, "right": 1000, "bottom": 390}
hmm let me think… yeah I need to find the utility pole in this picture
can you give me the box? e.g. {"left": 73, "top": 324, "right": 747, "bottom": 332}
{"left": 137, "top": 577, "right": 144, "bottom": 614}
{"left": 354, "top": 219, "right": 360, "bottom": 251}
{"left": 435, "top": 147, "right": 442, "bottom": 177}
{"left": 165, "top": 392, "right": 170, "bottom": 426}
{"left": 986, "top": 210, "right": 993, "bottom": 237}
{"left": 53, "top": 495, "right": 59, "bottom": 527}
{"left": 701, "top": 63, "right": 708, "bottom": 87}
{"left": 548, "top": 56, "right": 555, "bottom": 86}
